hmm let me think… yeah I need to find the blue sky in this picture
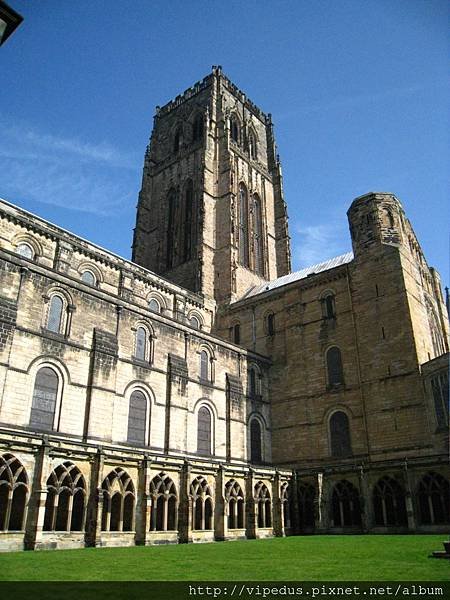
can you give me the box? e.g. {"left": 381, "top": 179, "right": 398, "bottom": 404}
{"left": 2, "top": 0, "right": 448, "bottom": 283}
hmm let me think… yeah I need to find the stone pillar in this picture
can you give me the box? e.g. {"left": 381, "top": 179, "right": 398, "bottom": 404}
{"left": 135, "top": 457, "right": 152, "bottom": 545}
{"left": 85, "top": 448, "right": 104, "bottom": 547}
{"left": 214, "top": 465, "right": 226, "bottom": 541}
{"left": 290, "top": 472, "right": 301, "bottom": 535}
{"left": 245, "top": 468, "right": 256, "bottom": 540}
{"left": 316, "top": 472, "right": 330, "bottom": 532}
{"left": 178, "top": 460, "right": 192, "bottom": 543}
{"left": 403, "top": 462, "right": 417, "bottom": 531}
{"left": 272, "top": 472, "right": 284, "bottom": 537}
{"left": 24, "top": 438, "right": 52, "bottom": 550}
{"left": 358, "top": 467, "right": 372, "bottom": 532}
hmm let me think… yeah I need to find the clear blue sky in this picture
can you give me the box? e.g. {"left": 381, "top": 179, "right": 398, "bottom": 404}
{"left": 2, "top": 0, "right": 448, "bottom": 284}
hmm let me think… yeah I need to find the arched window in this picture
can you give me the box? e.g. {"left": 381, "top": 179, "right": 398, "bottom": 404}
{"left": 331, "top": 480, "right": 361, "bottom": 527}
{"left": 29, "top": 366, "right": 59, "bottom": 431}
{"left": 230, "top": 116, "right": 239, "bottom": 143}
{"left": 253, "top": 194, "right": 264, "bottom": 275}
{"left": 0, "top": 454, "right": 28, "bottom": 531}
{"left": 326, "top": 347, "right": 344, "bottom": 386}
{"left": 127, "top": 390, "right": 148, "bottom": 446}
{"left": 249, "top": 367, "right": 259, "bottom": 397}
{"left": 238, "top": 184, "right": 249, "bottom": 267}
{"left": 298, "top": 482, "right": 316, "bottom": 530}
{"left": 281, "top": 482, "right": 290, "bottom": 528}
{"left": 417, "top": 472, "right": 450, "bottom": 525}
{"left": 329, "top": 411, "right": 352, "bottom": 457}
{"left": 373, "top": 477, "right": 407, "bottom": 527}
{"left": 248, "top": 130, "right": 257, "bottom": 160}
{"left": 321, "top": 293, "right": 336, "bottom": 319}
{"left": 197, "top": 406, "right": 212, "bottom": 456}
{"left": 190, "top": 315, "right": 200, "bottom": 330}
{"left": 225, "top": 479, "right": 245, "bottom": 529}
{"left": 135, "top": 326, "right": 151, "bottom": 362}
{"left": 250, "top": 419, "right": 262, "bottom": 464}
{"left": 81, "top": 270, "right": 96, "bottom": 286}
{"left": 101, "top": 468, "right": 135, "bottom": 532}
{"left": 16, "top": 242, "right": 34, "bottom": 259}
{"left": 149, "top": 473, "right": 178, "bottom": 532}
{"left": 167, "top": 188, "right": 178, "bottom": 269}
{"left": 232, "top": 323, "right": 240, "bottom": 344}
{"left": 430, "top": 374, "right": 449, "bottom": 430}
{"left": 148, "top": 298, "right": 161, "bottom": 314}
{"left": 173, "top": 127, "right": 182, "bottom": 153}
{"left": 266, "top": 312, "right": 275, "bottom": 336}
{"left": 199, "top": 350, "right": 210, "bottom": 381}
{"left": 192, "top": 113, "right": 203, "bottom": 141}
{"left": 47, "top": 295, "right": 64, "bottom": 334}
{"left": 183, "top": 179, "right": 194, "bottom": 262}
{"left": 255, "top": 481, "right": 271, "bottom": 528}
{"left": 43, "top": 462, "right": 86, "bottom": 532}
{"left": 190, "top": 476, "right": 213, "bottom": 530}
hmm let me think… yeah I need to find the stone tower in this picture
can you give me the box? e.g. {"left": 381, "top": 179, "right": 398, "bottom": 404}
{"left": 132, "top": 66, "right": 291, "bottom": 305}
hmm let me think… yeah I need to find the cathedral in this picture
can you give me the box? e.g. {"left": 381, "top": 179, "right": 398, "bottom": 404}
{"left": 0, "top": 67, "right": 448, "bottom": 551}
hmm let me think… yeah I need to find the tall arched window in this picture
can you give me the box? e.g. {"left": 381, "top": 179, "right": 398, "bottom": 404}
{"left": 192, "top": 113, "right": 203, "bottom": 141}
{"left": 326, "top": 346, "right": 344, "bottom": 386}
{"left": 321, "top": 293, "right": 336, "bottom": 319}
{"left": 255, "top": 481, "right": 271, "bottom": 528}
{"left": 101, "top": 468, "right": 135, "bottom": 532}
{"left": 266, "top": 312, "right": 275, "bottom": 336}
{"left": 43, "top": 462, "right": 86, "bottom": 532}
{"left": 183, "top": 179, "right": 194, "bottom": 262}
{"left": 329, "top": 411, "right": 352, "bottom": 457}
{"left": 430, "top": 373, "right": 449, "bottom": 430}
{"left": 148, "top": 298, "right": 161, "bottom": 314}
{"left": 127, "top": 390, "right": 148, "bottom": 446}
{"left": 135, "top": 326, "right": 147, "bottom": 361}
{"left": 232, "top": 323, "right": 240, "bottom": 344}
{"left": 253, "top": 194, "right": 264, "bottom": 275}
{"left": 190, "top": 315, "right": 200, "bottom": 330}
{"left": 197, "top": 406, "right": 212, "bottom": 455}
{"left": 173, "top": 127, "right": 182, "bottom": 153}
{"left": 225, "top": 479, "right": 245, "bottom": 529}
{"left": 331, "top": 480, "right": 362, "bottom": 527}
{"left": 0, "top": 454, "right": 28, "bottom": 531}
{"left": 250, "top": 419, "right": 262, "bottom": 464}
{"left": 238, "top": 184, "right": 249, "bottom": 267}
{"left": 373, "top": 476, "right": 407, "bottom": 527}
{"left": 167, "top": 188, "right": 178, "bottom": 269}
{"left": 149, "top": 473, "right": 178, "bottom": 532}
{"left": 248, "top": 131, "right": 257, "bottom": 160}
{"left": 47, "top": 295, "right": 64, "bottom": 334}
{"left": 230, "top": 116, "right": 239, "bottom": 143}
{"left": 190, "top": 476, "right": 213, "bottom": 530}
{"left": 29, "top": 366, "right": 59, "bottom": 431}
{"left": 199, "top": 350, "right": 210, "bottom": 381}
{"left": 417, "top": 472, "right": 450, "bottom": 525}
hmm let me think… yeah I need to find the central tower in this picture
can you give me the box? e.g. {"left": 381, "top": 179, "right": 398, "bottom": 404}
{"left": 132, "top": 67, "right": 291, "bottom": 304}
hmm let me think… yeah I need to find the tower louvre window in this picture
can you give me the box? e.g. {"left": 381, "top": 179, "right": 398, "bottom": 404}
{"left": 238, "top": 183, "right": 249, "bottom": 268}
{"left": 230, "top": 116, "right": 239, "bottom": 143}
{"left": 192, "top": 114, "right": 203, "bottom": 141}
{"left": 248, "top": 131, "right": 257, "bottom": 160}
{"left": 253, "top": 194, "right": 264, "bottom": 275}
{"left": 183, "top": 179, "right": 194, "bottom": 262}
{"left": 166, "top": 188, "right": 177, "bottom": 269}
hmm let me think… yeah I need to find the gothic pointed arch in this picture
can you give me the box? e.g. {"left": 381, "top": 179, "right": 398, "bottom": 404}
{"left": 297, "top": 481, "right": 316, "bottom": 531}
{"left": 330, "top": 480, "right": 361, "bottom": 528}
{"left": 190, "top": 476, "right": 214, "bottom": 531}
{"left": 0, "top": 453, "right": 29, "bottom": 531}
{"left": 101, "top": 467, "right": 135, "bottom": 532}
{"left": 254, "top": 481, "right": 271, "bottom": 528}
{"left": 373, "top": 476, "right": 407, "bottom": 527}
{"left": 43, "top": 461, "right": 86, "bottom": 532}
{"left": 149, "top": 472, "right": 178, "bottom": 531}
{"left": 416, "top": 472, "right": 450, "bottom": 525}
{"left": 225, "top": 479, "right": 245, "bottom": 529}
{"left": 252, "top": 193, "right": 264, "bottom": 275}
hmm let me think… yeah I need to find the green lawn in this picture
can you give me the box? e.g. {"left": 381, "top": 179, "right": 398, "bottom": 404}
{"left": 0, "top": 535, "right": 447, "bottom": 581}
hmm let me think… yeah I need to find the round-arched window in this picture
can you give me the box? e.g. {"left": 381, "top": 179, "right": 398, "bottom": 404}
{"left": 16, "top": 243, "right": 34, "bottom": 259}
{"left": 81, "top": 270, "right": 96, "bottom": 286}
{"left": 148, "top": 298, "right": 161, "bottom": 314}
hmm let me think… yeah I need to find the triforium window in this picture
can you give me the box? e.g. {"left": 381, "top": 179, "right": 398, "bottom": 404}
{"left": 326, "top": 346, "right": 344, "bottom": 385}
{"left": 197, "top": 406, "right": 212, "bottom": 455}
{"left": 127, "top": 390, "right": 147, "bottom": 446}
{"left": 47, "top": 295, "right": 64, "bottom": 334}
{"left": 253, "top": 194, "right": 264, "bottom": 275}
{"left": 250, "top": 419, "right": 262, "bottom": 464}
{"left": 329, "top": 411, "right": 352, "bottom": 457}
{"left": 29, "top": 366, "right": 59, "bottom": 431}
{"left": 0, "top": 454, "right": 28, "bottom": 532}
{"left": 238, "top": 183, "right": 249, "bottom": 267}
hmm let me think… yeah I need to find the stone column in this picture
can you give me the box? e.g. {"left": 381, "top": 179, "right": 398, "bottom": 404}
{"left": 272, "top": 472, "right": 284, "bottom": 537}
{"left": 85, "top": 448, "right": 104, "bottom": 547}
{"left": 245, "top": 468, "right": 256, "bottom": 540}
{"left": 214, "top": 465, "right": 225, "bottom": 541}
{"left": 24, "top": 438, "right": 52, "bottom": 550}
{"left": 403, "top": 462, "right": 417, "bottom": 531}
{"left": 316, "top": 472, "right": 330, "bottom": 532}
{"left": 178, "top": 460, "right": 192, "bottom": 543}
{"left": 135, "top": 456, "right": 152, "bottom": 545}
{"left": 290, "top": 472, "right": 301, "bottom": 535}
{"left": 358, "top": 467, "right": 372, "bottom": 532}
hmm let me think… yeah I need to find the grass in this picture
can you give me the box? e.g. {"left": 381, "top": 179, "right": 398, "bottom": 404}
{"left": 0, "top": 535, "right": 447, "bottom": 581}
